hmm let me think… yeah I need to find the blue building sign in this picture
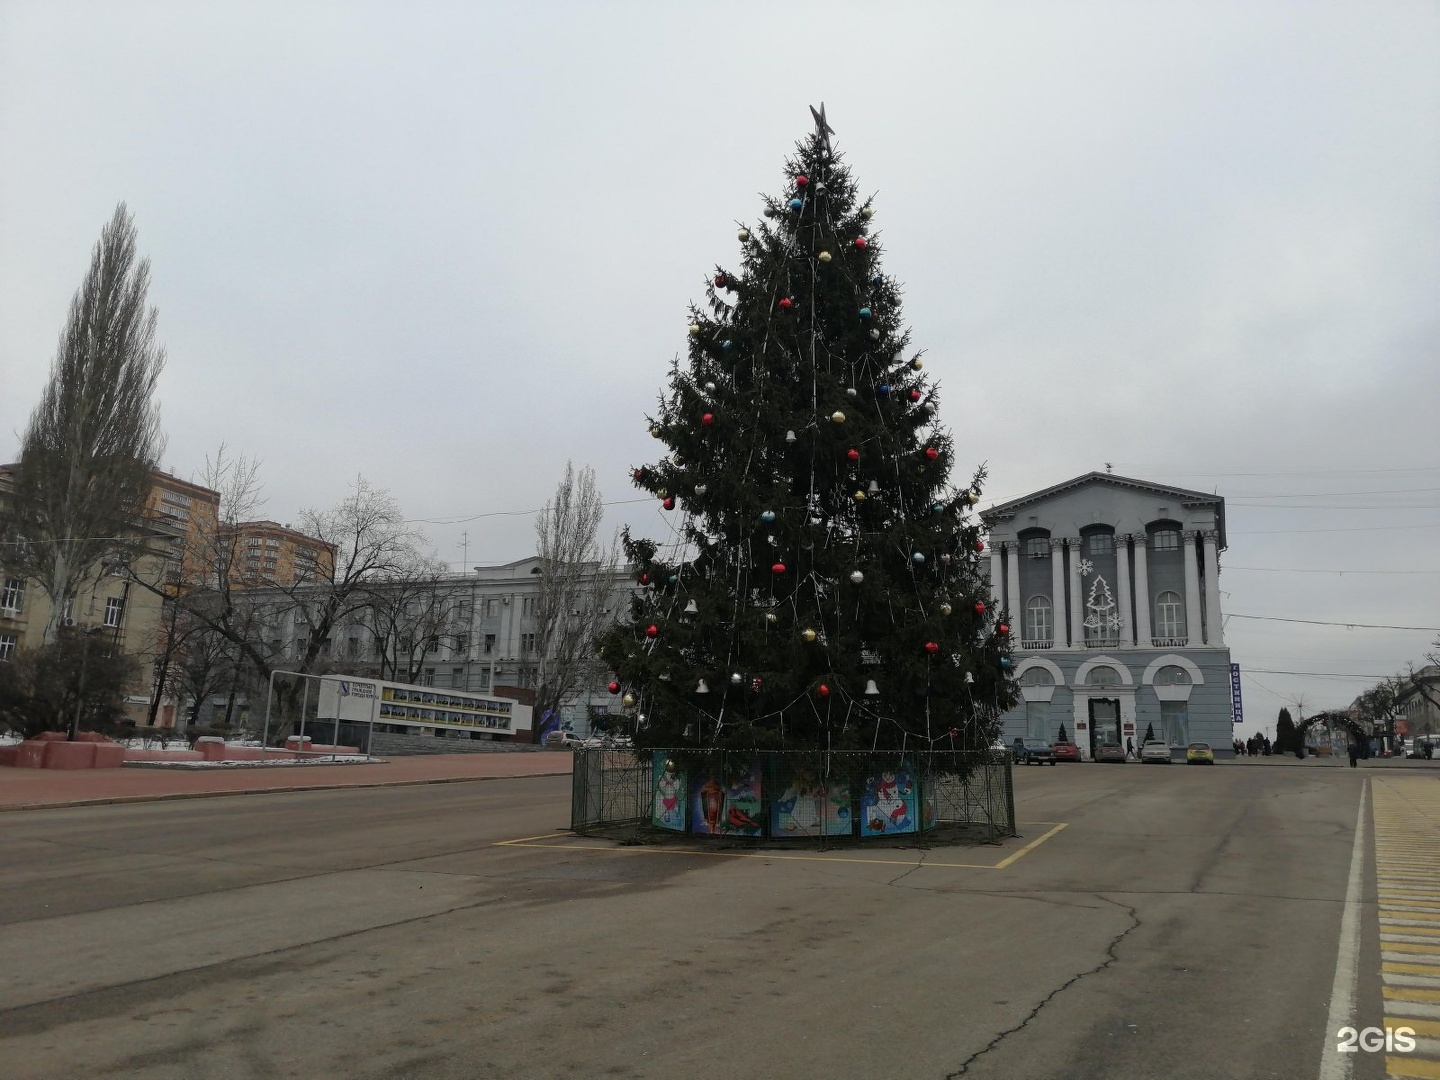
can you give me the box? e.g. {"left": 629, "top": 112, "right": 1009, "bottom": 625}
{"left": 1230, "top": 663, "right": 1244, "bottom": 725}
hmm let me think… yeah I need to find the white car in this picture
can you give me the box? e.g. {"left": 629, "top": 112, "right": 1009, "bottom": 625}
{"left": 1139, "top": 740, "right": 1171, "bottom": 764}
{"left": 543, "top": 731, "right": 585, "bottom": 749}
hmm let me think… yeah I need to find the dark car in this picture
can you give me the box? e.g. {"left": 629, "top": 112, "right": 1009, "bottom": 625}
{"left": 1052, "top": 742, "right": 1079, "bottom": 762}
{"left": 1096, "top": 742, "right": 1126, "bottom": 763}
{"left": 1012, "top": 738, "right": 1057, "bottom": 765}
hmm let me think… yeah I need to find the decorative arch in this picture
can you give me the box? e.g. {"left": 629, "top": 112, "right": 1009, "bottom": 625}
{"left": 1141, "top": 654, "right": 1204, "bottom": 685}
{"left": 1013, "top": 656, "right": 1065, "bottom": 684}
{"left": 1073, "top": 654, "right": 1134, "bottom": 687}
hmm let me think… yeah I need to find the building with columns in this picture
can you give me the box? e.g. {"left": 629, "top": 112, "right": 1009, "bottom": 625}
{"left": 981, "top": 473, "right": 1234, "bottom": 760}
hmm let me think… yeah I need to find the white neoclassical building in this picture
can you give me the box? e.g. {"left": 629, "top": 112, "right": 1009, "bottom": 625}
{"left": 982, "top": 473, "right": 1235, "bottom": 760}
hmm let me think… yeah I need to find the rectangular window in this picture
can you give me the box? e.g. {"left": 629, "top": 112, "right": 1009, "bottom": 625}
{"left": 1087, "top": 533, "right": 1114, "bottom": 555}
{"left": 1160, "top": 701, "right": 1189, "bottom": 747}
{"left": 476, "top": 669, "right": 491, "bottom": 692}
{"left": 1023, "top": 537, "right": 1049, "bottom": 558}
{"left": 453, "top": 633, "right": 469, "bottom": 655}
{"left": 1, "top": 578, "right": 24, "bottom": 614}
{"left": 520, "top": 632, "right": 537, "bottom": 655}
{"left": 103, "top": 596, "right": 126, "bottom": 627}
{"left": 1025, "top": 701, "right": 1049, "bottom": 741}
{"left": 486, "top": 599, "right": 501, "bottom": 618}
{"left": 483, "top": 634, "right": 496, "bottom": 655}
{"left": 0, "top": 634, "right": 16, "bottom": 662}
{"left": 451, "top": 668, "right": 465, "bottom": 689}
{"left": 422, "top": 668, "right": 435, "bottom": 687}
{"left": 1151, "top": 530, "right": 1180, "bottom": 551}
{"left": 521, "top": 596, "right": 537, "bottom": 617}
{"left": 347, "top": 637, "right": 360, "bottom": 659}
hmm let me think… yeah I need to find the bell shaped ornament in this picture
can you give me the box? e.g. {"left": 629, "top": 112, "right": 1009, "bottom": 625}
{"left": 864, "top": 679, "right": 880, "bottom": 697}
{"left": 695, "top": 679, "right": 710, "bottom": 694}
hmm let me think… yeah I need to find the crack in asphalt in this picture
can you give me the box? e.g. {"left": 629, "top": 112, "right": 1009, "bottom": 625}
{"left": 944, "top": 894, "right": 1141, "bottom": 1079}
{"left": 885, "top": 850, "right": 930, "bottom": 886}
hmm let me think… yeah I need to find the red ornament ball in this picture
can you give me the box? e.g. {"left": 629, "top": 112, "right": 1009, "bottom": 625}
{"left": 924, "top": 641, "right": 940, "bottom": 654}
{"left": 975, "top": 540, "right": 986, "bottom": 552}
{"left": 846, "top": 448, "right": 860, "bottom": 462}
{"left": 632, "top": 468, "right": 645, "bottom": 482}
{"left": 662, "top": 497, "right": 675, "bottom": 510}
{"left": 645, "top": 624, "right": 659, "bottom": 638}
{"left": 998, "top": 622, "right": 1010, "bottom": 635}
{"left": 909, "top": 389, "right": 922, "bottom": 402}
{"left": 607, "top": 681, "right": 620, "bottom": 695}
{"left": 796, "top": 174, "right": 809, "bottom": 187}
{"left": 638, "top": 572, "right": 649, "bottom": 585}
{"left": 778, "top": 296, "right": 794, "bottom": 310}
{"left": 701, "top": 412, "right": 714, "bottom": 426}
{"left": 771, "top": 562, "right": 787, "bottom": 575}
{"left": 714, "top": 274, "right": 726, "bottom": 287}
{"left": 924, "top": 447, "right": 939, "bottom": 461}
{"left": 817, "top": 683, "right": 830, "bottom": 698}
{"left": 854, "top": 237, "right": 868, "bottom": 250}
{"left": 974, "top": 602, "right": 987, "bottom": 615}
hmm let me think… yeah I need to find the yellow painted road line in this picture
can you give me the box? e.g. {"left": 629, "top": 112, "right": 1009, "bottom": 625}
{"left": 1390, "top": 988, "right": 1440, "bottom": 1004}
{"left": 1388, "top": 943, "right": 1440, "bottom": 956}
{"left": 1388, "top": 963, "right": 1440, "bottom": 977}
{"left": 1393, "top": 1018, "right": 1440, "bottom": 1038}
{"left": 1387, "top": 1056, "right": 1440, "bottom": 1079}
{"left": 493, "top": 822, "right": 1069, "bottom": 870}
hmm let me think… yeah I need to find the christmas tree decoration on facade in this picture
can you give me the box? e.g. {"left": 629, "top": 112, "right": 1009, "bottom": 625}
{"left": 598, "top": 106, "right": 1016, "bottom": 755}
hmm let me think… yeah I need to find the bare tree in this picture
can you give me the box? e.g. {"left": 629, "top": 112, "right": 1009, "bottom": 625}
{"left": 9, "top": 204, "right": 166, "bottom": 643}
{"left": 355, "top": 557, "right": 468, "bottom": 684}
{"left": 533, "top": 462, "right": 622, "bottom": 733}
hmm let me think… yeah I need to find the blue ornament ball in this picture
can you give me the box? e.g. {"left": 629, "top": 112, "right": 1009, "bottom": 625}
{"left": 668, "top": 574, "right": 678, "bottom": 585}
{"left": 912, "top": 551, "right": 926, "bottom": 565}
{"left": 871, "top": 276, "right": 885, "bottom": 288}
{"left": 858, "top": 307, "right": 872, "bottom": 320}
{"left": 1000, "top": 657, "right": 1014, "bottom": 669}
{"left": 789, "top": 198, "right": 804, "bottom": 212}
{"left": 721, "top": 339, "right": 734, "bottom": 352}
{"left": 931, "top": 502, "right": 945, "bottom": 515}
{"left": 760, "top": 510, "right": 777, "bottom": 523}
{"left": 877, "top": 384, "right": 891, "bottom": 397}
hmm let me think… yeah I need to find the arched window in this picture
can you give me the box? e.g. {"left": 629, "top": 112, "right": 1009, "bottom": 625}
{"left": 1024, "top": 596, "right": 1053, "bottom": 643}
{"left": 1019, "top": 666, "right": 1054, "bottom": 687}
{"left": 1086, "top": 665, "right": 1121, "bottom": 688}
{"left": 1155, "top": 592, "right": 1185, "bottom": 638}
{"left": 1155, "top": 665, "right": 1191, "bottom": 685}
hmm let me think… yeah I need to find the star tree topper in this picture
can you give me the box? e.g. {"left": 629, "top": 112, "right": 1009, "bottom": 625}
{"left": 809, "top": 101, "right": 835, "bottom": 153}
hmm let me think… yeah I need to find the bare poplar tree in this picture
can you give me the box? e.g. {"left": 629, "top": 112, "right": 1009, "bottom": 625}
{"left": 10, "top": 203, "right": 166, "bottom": 643}
{"left": 533, "top": 462, "right": 622, "bottom": 732}
{"left": 355, "top": 557, "right": 468, "bottom": 684}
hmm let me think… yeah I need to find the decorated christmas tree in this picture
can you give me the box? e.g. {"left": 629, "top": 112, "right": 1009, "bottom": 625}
{"left": 599, "top": 106, "right": 1017, "bottom": 755}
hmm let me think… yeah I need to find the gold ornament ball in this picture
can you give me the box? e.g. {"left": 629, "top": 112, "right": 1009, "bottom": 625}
{"left": 650, "top": 425, "right": 662, "bottom": 438}
{"left": 622, "top": 693, "right": 636, "bottom": 707}
{"left": 861, "top": 206, "right": 874, "bottom": 219}
{"left": 911, "top": 358, "right": 924, "bottom": 370}
{"left": 664, "top": 759, "right": 676, "bottom": 773}
{"left": 801, "top": 628, "right": 818, "bottom": 643}
{"left": 854, "top": 490, "right": 866, "bottom": 502}
{"left": 818, "top": 250, "right": 832, "bottom": 263}
{"left": 688, "top": 323, "right": 700, "bottom": 337}
{"left": 737, "top": 228, "right": 750, "bottom": 241}
{"left": 657, "top": 488, "right": 667, "bottom": 498}
{"left": 765, "top": 612, "right": 778, "bottom": 624}
{"left": 965, "top": 491, "right": 980, "bottom": 505}
{"left": 940, "top": 602, "right": 953, "bottom": 616}
{"left": 831, "top": 410, "right": 847, "bottom": 424}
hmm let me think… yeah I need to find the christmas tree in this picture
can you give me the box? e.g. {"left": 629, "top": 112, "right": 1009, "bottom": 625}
{"left": 599, "top": 106, "right": 1017, "bottom": 755}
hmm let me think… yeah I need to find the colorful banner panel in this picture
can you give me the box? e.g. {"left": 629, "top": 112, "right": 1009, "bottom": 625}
{"left": 690, "top": 762, "right": 763, "bottom": 837}
{"left": 861, "top": 763, "right": 918, "bottom": 836}
{"left": 770, "top": 769, "right": 853, "bottom": 838}
{"left": 652, "top": 756, "right": 687, "bottom": 832}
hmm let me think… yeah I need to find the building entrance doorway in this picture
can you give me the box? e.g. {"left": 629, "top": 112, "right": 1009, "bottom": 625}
{"left": 1088, "top": 698, "right": 1120, "bottom": 756}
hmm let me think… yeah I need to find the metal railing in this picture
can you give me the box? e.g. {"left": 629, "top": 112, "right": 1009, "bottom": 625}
{"left": 571, "top": 748, "right": 1015, "bottom": 846}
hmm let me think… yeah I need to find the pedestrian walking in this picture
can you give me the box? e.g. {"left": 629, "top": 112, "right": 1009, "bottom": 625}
{"left": 1126, "top": 736, "right": 1135, "bottom": 760}
{"left": 1347, "top": 741, "right": 1360, "bottom": 768}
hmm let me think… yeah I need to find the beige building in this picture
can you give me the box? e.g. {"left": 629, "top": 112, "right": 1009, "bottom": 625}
{"left": 227, "top": 520, "right": 335, "bottom": 587}
{"left": 0, "top": 466, "right": 182, "bottom": 725}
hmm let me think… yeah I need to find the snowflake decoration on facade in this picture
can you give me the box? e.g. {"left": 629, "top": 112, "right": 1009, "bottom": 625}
{"left": 1077, "top": 558, "right": 1095, "bottom": 577}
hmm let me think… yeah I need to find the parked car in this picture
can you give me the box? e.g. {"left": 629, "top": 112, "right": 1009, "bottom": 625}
{"left": 1140, "top": 740, "right": 1171, "bottom": 764}
{"left": 1052, "top": 742, "right": 1079, "bottom": 762}
{"left": 1012, "top": 738, "right": 1057, "bottom": 765}
{"left": 1408, "top": 735, "right": 1437, "bottom": 759}
{"left": 1096, "top": 742, "right": 1126, "bottom": 763}
{"left": 543, "top": 731, "right": 585, "bottom": 749}
{"left": 1186, "top": 741, "right": 1215, "bottom": 765}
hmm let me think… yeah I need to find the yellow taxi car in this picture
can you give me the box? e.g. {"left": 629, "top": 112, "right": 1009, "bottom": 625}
{"left": 1185, "top": 741, "right": 1215, "bottom": 765}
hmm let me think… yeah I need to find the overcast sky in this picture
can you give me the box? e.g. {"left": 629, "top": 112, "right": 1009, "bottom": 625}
{"left": 2, "top": 1, "right": 1437, "bottom": 735}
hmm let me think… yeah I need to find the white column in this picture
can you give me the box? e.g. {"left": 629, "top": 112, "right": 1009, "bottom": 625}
{"left": 1115, "top": 536, "right": 1133, "bottom": 647}
{"left": 1202, "top": 532, "right": 1223, "bottom": 646}
{"left": 990, "top": 545, "right": 1004, "bottom": 609}
{"left": 1067, "top": 539, "right": 1084, "bottom": 648}
{"left": 1049, "top": 538, "right": 1067, "bottom": 648}
{"left": 1133, "top": 538, "right": 1152, "bottom": 646}
{"left": 1005, "top": 542, "right": 1021, "bottom": 630}
{"left": 1183, "top": 532, "right": 1203, "bottom": 645}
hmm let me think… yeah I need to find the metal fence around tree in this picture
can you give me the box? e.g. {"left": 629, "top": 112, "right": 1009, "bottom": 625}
{"left": 571, "top": 748, "right": 1015, "bottom": 846}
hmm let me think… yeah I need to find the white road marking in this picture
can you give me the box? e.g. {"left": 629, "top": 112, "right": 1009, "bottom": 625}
{"left": 1319, "top": 779, "right": 1369, "bottom": 1080}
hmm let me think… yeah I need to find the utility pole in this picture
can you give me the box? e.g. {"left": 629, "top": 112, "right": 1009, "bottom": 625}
{"left": 458, "top": 531, "right": 469, "bottom": 572}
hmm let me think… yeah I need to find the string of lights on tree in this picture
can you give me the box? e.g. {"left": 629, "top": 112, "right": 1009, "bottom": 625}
{"left": 597, "top": 105, "right": 1018, "bottom": 754}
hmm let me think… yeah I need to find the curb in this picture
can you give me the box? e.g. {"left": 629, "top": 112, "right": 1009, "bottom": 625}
{"left": 0, "top": 768, "right": 573, "bottom": 813}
